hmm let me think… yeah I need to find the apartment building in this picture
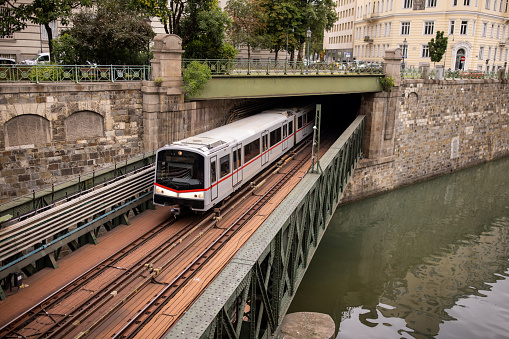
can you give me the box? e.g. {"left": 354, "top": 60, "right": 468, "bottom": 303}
{"left": 324, "top": 0, "right": 509, "bottom": 70}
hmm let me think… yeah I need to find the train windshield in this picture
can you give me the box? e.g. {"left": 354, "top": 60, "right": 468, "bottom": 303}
{"left": 156, "top": 149, "right": 204, "bottom": 190}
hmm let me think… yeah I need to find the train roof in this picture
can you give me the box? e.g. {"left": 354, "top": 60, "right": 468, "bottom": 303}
{"left": 163, "top": 107, "right": 310, "bottom": 154}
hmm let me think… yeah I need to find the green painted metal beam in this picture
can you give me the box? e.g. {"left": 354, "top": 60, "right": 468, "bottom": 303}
{"left": 189, "top": 75, "right": 383, "bottom": 100}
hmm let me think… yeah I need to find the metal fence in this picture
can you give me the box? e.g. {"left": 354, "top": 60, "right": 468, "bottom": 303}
{"left": 401, "top": 66, "right": 507, "bottom": 80}
{"left": 0, "top": 64, "right": 151, "bottom": 83}
{"left": 182, "top": 59, "right": 385, "bottom": 76}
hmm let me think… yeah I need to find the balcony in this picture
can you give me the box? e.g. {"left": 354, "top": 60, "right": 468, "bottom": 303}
{"left": 364, "top": 36, "right": 374, "bottom": 43}
{"left": 363, "top": 12, "right": 379, "bottom": 22}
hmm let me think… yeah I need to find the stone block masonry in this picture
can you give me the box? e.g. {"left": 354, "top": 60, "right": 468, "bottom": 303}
{"left": 0, "top": 83, "right": 145, "bottom": 203}
{"left": 341, "top": 78, "right": 509, "bottom": 203}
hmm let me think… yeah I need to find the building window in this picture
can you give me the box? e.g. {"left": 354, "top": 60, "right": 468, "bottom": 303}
{"left": 401, "top": 22, "right": 410, "bottom": 35}
{"left": 491, "top": 23, "right": 495, "bottom": 38}
{"left": 472, "top": 20, "right": 476, "bottom": 36}
{"left": 400, "top": 43, "right": 408, "bottom": 58}
{"left": 506, "top": 0, "right": 508, "bottom": 12}
{"left": 488, "top": 46, "right": 492, "bottom": 60}
{"left": 403, "top": 0, "right": 412, "bottom": 8}
{"left": 421, "top": 45, "right": 430, "bottom": 57}
{"left": 449, "top": 20, "right": 456, "bottom": 35}
{"left": 486, "top": 0, "right": 491, "bottom": 9}
{"left": 0, "top": 7, "right": 14, "bottom": 39}
{"left": 464, "top": 0, "right": 470, "bottom": 4}
{"left": 41, "top": 21, "right": 58, "bottom": 40}
{"left": 460, "top": 20, "right": 468, "bottom": 34}
{"left": 388, "top": 22, "right": 391, "bottom": 35}
{"left": 494, "top": 0, "right": 498, "bottom": 9}
{"left": 453, "top": 0, "right": 458, "bottom": 5}
{"left": 424, "top": 21, "right": 435, "bottom": 35}
{"left": 482, "top": 22, "right": 488, "bottom": 36}
{"left": 479, "top": 46, "right": 484, "bottom": 59}
{"left": 427, "top": 0, "right": 437, "bottom": 6}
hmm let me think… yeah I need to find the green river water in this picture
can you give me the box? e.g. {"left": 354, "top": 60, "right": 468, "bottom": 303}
{"left": 288, "top": 157, "right": 509, "bottom": 338}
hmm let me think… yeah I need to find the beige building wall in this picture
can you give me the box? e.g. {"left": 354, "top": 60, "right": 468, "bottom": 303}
{"left": 324, "top": 0, "right": 356, "bottom": 61}
{"left": 325, "top": 0, "right": 509, "bottom": 70}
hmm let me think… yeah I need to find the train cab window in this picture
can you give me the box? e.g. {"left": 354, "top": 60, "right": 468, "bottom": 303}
{"left": 297, "top": 116, "right": 303, "bottom": 129}
{"left": 155, "top": 149, "right": 204, "bottom": 190}
{"left": 210, "top": 160, "right": 217, "bottom": 183}
{"left": 289, "top": 121, "right": 293, "bottom": 135}
{"left": 244, "top": 139, "right": 260, "bottom": 162}
{"left": 270, "top": 128, "right": 281, "bottom": 147}
{"left": 220, "top": 155, "right": 230, "bottom": 178}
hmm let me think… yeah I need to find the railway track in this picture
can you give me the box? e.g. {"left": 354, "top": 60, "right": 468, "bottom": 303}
{"left": 0, "top": 137, "right": 329, "bottom": 339}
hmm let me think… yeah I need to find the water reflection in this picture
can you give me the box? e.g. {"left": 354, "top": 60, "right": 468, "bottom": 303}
{"left": 288, "top": 158, "right": 509, "bottom": 338}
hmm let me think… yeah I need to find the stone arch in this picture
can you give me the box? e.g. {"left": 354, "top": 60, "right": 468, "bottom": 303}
{"left": 451, "top": 41, "right": 473, "bottom": 70}
{"left": 65, "top": 111, "right": 104, "bottom": 140}
{"left": 408, "top": 92, "right": 418, "bottom": 105}
{"left": 5, "top": 114, "right": 50, "bottom": 148}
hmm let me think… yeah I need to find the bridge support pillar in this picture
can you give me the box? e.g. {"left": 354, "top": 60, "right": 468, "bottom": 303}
{"left": 142, "top": 34, "right": 185, "bottom": 151}
{"left": 358, "top": 48, "right": 402, "bottom": 162}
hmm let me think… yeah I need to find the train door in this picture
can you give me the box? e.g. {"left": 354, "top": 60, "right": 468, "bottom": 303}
{"left": 210, "top": 156, "right": 218, "bottom": 201}
{"left": 261, "top": 131, "right": 269, "bottom": 165}
{"left": 232, "top": 144, "right": 243, "bottom": 187}
{"left": 282, "top": 122, "right": 288, "bottom": 151}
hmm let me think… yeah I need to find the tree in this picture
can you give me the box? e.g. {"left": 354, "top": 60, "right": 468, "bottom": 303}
{"left": 52, "top": 0, "right": 155, "bottom": 64}
{"left": 225, "top": 0, "right": 267, "bottom": 60}
{"left": 429, "top": 30, "right": 448, "bottom": 64}
{"left": 139, "top": 0, "right": 185, "bottom": 35}
{"left": 0, "top": 0, "right": 92, "bottom": 59}
{"left": 180, "top": 0, "right": 236, "bottom": 59}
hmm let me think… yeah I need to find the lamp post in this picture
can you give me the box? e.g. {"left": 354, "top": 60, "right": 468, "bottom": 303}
{"left": 401, "top": 38, "right": 407, "bottom": 69}
{"left": 306, "top": 28, "right": 311, "bottom": 74}
{"left": 486, "top": 58, "right": 489, "bottom": 72}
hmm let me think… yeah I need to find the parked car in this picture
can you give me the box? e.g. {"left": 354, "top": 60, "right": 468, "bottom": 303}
{"left": 0, "top": 58, "right": 16, "bottom": 66}
{"left": 21, "top": 52, "right": 50, "bottom": 65}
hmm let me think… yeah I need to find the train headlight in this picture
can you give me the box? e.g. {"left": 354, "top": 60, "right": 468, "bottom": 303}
{"left": 156, "top": 187, "right": 161, "bottom": 193}
{"left": 199, "top": 193, "right": 203, "bottom": 198}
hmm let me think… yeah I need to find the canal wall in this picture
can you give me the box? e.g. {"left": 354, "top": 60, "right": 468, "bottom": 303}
{"left": 340, "top": 77, "right": 509, "bottom": 203}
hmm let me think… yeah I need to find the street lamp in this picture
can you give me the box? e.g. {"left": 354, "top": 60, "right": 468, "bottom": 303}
{"left": 401, "top": 38, "right": 407, "bottom": 69}
{"left": 486, "top": 59, "right": 489, "bottom": 72}
{"left": 306, "top": 28, "right": 311, "bottom": 74}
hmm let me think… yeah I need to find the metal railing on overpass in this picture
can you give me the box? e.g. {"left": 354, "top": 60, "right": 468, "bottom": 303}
{"left": 0, "top": 64, "right": 151, "bottom": 83}
{"left": 183, "top": 59, "right": 384, "bottom": 76}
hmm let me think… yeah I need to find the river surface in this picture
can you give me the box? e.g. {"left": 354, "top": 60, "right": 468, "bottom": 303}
{"left": 287, "top": 157, "right": 509, "bottom": 338}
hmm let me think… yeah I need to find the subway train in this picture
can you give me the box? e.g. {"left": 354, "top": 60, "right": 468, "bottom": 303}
{"left": 153, "top": 105, "right": 315, "bottom": 214}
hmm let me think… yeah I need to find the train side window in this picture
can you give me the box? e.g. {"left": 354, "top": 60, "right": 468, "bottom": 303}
{"left": 270, "top": 128, "right": 281, "bottom": 147}
{"left": 305, "top": 113, "right": 309, "bottom": 123}
{"left": 289, "top": 121, "right": 293, "bottom": 134}
{"left": 220, "top": 155, "right": 230, "bottom": 178}
{"left": 298, "top": 116, "right": 303, "bottom": 129}
{"left": 244, "top": 139, "right": 260, "bottom": 162}
{"left": 233, "top": 148, "right": 241, "bottom": 170}
{"left": 211, "top": 160, "right": 217, "bottom": 183}
{"left": 262, "top": 135, "right": 268, "bottom": 151}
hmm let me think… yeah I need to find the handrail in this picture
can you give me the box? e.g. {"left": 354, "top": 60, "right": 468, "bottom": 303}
{"left": 0, "top": 166, "right": 153, "bottom": 265}
{"left": 0, "top": 64, "right": 151, "bottom": 83}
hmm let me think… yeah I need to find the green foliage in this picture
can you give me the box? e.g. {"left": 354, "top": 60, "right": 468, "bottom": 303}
{"left": 258, "top": 0, "right": 337, "bottom": 61}
{"left": 29, "top": 64, "right": 64, "bottom": 81}
{"left": 380, "top": 76, "right": 395, "bottom": 92}
{"left": 55, "top": 0, "right": 155, "bottom": 64}
{"left": 429, "top": 31, "right": 448, "bottom": 63}
{"left": 0, "top": 0, "right": 92, "bottom": 57}
{"left": 182, "top": 61, "right": 212, "bottom": 98}
{"left": 181, "top": 2, "right": 237, "bottom": 59}
{"left": 226, "top": 0, "right": 267, "bottom": 59}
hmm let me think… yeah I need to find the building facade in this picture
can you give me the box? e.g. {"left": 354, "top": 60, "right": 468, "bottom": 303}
{"left": 324, "top": 0, "right": 509, "bottom": 70}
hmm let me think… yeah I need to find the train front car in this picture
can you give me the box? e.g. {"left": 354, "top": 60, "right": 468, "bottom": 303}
{"left": 154, "top": 147, "right": 206, "bottom": 215}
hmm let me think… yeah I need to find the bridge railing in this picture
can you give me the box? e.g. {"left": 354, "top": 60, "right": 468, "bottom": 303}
{"left": 401, "top": 66, "right": 507, "bottom": 80}
{"left": 182, "top": 59, "right": 385, "bottom": 76}
{"left": 0, "top": 64, "right": 151, "bottom": 83}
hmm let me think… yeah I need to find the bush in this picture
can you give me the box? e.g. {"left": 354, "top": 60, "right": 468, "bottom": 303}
{"left": 182, "top": 61, "right": 212, "bottom": 99}
{"left": 380, "top": 76, "right": 395, "bottom": 92}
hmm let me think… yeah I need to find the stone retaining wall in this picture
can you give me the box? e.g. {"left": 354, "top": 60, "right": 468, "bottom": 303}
{"left": 340, "top": 78, "right": 509, "bottom": 203}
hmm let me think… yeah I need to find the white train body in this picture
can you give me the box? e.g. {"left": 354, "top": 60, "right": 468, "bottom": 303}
{"left": 153, "top": 105, "right": 315, "bottom": 212}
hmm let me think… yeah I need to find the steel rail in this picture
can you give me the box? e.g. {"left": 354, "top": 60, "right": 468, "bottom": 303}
{"left": 0, "top": 216, "right": 177, "bottom": 338}
{"left": 0, "top": 168, "right": 153, "bottom": 263}
{"left": 110, "top": 140, "right": 317, "bottom": 339}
